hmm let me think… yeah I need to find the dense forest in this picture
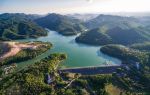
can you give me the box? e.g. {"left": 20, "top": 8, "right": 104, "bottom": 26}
{"left": 130, "top": 42, "right": 150, "bottom": 52}
{"left": 0, "top": 53, "right": 67, "bottom": 94}
{"left": 100, "top": 44, "right": 150, "bottom": 93}
{"left": 76, "top": 15, "right": 150, "bottom": 45}
{"left": 100, "top": 44, "right": 149, "bottom": 63}
{"left": 1, "top": 51, "right": 149, "bottom": 94}
{"left": 1, "top": 13, "right": 150, "bottom": 46}
{"left": 35, "top": 13, "right": 85, "bottom": 36}
{"left": 0, "top": 13, "right": 47, "bottom": 40}
{"left": 0, "top": 53, "right": 119, "bottom": 95}
{"left": 1, "top": 13, "right": 150, "bottom": 94}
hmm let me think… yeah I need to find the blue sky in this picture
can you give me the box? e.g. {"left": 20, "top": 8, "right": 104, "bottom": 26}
{"left": 0, "top": 0, "right": 150, "bottom": 14}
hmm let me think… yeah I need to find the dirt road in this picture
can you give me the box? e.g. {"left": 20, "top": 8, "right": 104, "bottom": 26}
{"left": 0, "top": 42, "right": 38, "bottom": 61}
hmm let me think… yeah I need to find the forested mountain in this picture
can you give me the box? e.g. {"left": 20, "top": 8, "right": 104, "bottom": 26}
{"left": 76, "top": 26, "right": 150, "bottom": 45}
{"left": 0, "top": 13, "right": 47, "bottom": 40}
{"left": 100, "top": 44, "right": 150, "bottom": 92}
{"left": 76, "top": 28, "right": 113, "bottom": 45}
{"left": 130, "top": 42, "right": 150, "bottom": 52}
{"left": 76, "top": 15, "right": 150, "bottom": 45}
{"left": 84, "top": 14, "right": 141, "bottom": 29}
{"left": 100, "top": 44, "right": 149, "bottom": 63}
{"left": 35, "top": 13, "right": 85, "bottom": 36}
{"left": 1, "top": 13, "right": 150, "bottom": 45}
{"left": 136, "top": 16, "right": 150, "bottom": 26}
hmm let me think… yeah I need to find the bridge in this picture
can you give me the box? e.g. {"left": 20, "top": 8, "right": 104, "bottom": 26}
{"left": 59, "top": 64, "right": 125, "bottom": 75}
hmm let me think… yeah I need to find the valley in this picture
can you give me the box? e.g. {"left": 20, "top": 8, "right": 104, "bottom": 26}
{"left": 0, "top": 13, "right": 150, "bottom": 95}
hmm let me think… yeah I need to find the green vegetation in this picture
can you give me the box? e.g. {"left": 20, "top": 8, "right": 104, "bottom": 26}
{"left": 0, "top": 53, "right": 67, "bottom": 95}
{"left": 0, "top": 13, "right": 47, "bottom": 40}
{"left": 0, "top": 65, "right": 113, "bottom": 95}
{"left": 0, "top": 52, "right": 118, "bottom": 95}
{"left": 85, "top": 15, "right": 141, "bottom": 30}
{"left": 35, "top": 13, "right": 85, "bottom": 36}
{"left": 130, "top": 42, "right": 150, "bottom": 52}
{"left": 0, "top": 41, "right": 52, "bottom": 66}
{"left": 76, "top": 28, "right": 112, "bottom": 45}
{"left": 56, "top": 74, "right": 112, "bottom": 95}
{"left": 76, "top": 15, "right": 150, "bottom": 45}
{"left": 1, "top": 43, "right": 149, "bottom": 94}
{"left": 100, "top": 44, "right": 149, "bottom": 64}
{"left": 100, "top": 44, "right": 150, "bottom": 94}
{"left": 79, "top": 75, "right": 112, "bottom": 95}
{"left": 68, "top": 14, "right": 150, "bottom": 95}
{"left": 76, "top": 27, "right": 150, "bottom": 45}
{"left": 1, "top": 13, "right": 150, "bottom": 95}
{"left": 105, "top": 84, "right": 124, "bottom": 95}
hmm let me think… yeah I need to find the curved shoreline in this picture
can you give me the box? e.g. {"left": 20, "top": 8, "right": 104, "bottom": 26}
{"left": 14, "top": 30, "right": 121, "bottom": 68}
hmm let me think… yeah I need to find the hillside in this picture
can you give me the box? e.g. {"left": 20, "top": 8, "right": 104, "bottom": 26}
{"left": 0, "top": 41, "right": 52, "bottom": 66}
{"left": 100, "top": 44, "right": 149, "bottom": 63}
{"left": 136, "top": 16, "right": 150, "bottom": 26}
{"left": 84, "top": 14, "right": 141, "bottom": 29}
{"left": 35, "top": 13, "right": 85, "bottom": 36}
{"left": 1, "top": 47, "right": 150, "bottom": 94}
{"left": 130, "top": 42, "right": 150, "bottom": 52}
{"left": 76, "top": 15, "right": 150, "bottom": 45}
{"left": 0, "top": 53, "right": 119, "bottom": 95}
{"left": 100, "top": 44, "right": 150, "bottom": 92}
{"left": 0, "top": 13, "right": 47, "bottom": 40}
{"left": 76, "top": 28, "right": 113, "bottom": 45}
{"left": 76, "top": 26, "right": 150, "bottom": 45}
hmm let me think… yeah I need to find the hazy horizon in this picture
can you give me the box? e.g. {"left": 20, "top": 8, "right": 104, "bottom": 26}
{"left": 0, "top": 0, "right": 150, "bottom": 14}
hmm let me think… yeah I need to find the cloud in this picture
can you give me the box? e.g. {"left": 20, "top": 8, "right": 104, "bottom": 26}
{"left": 86, "top": 0, "right": 93, "bottom": 3}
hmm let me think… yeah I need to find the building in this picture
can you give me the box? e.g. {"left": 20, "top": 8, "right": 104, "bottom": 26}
{"left": 135, "top": 62, "right": 140, "bottom": 70}
{"left": 46, "top": 73, "right": 52, "bottom": 84}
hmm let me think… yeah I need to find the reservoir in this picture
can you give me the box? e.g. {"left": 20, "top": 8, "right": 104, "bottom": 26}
{"left": 17, "top": 30, "right": 121, "bottom": 69}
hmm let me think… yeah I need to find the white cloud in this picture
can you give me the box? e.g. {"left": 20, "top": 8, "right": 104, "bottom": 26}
{"left": 86, "top": 0, "right": 93, "bottom": 3}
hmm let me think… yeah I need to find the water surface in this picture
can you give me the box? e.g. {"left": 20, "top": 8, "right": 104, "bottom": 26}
{"left": 17, "top": 30, "right": 121, "bottom": 69}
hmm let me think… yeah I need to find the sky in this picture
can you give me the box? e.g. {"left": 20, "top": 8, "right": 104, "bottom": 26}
{"left": 0, "top": 0, "right": 150, "bottom": 14}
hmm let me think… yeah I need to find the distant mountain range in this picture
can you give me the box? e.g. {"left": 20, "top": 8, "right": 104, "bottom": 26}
{"left": 76, "top": 14, "right": 150, "bottom": 45}
{"left": 84, "top": 14, "right": 141, "bottom": 29}
{"left": 67, "top": 14, "right": 99, "bottom": 21}
{"left": 1, "top": 13, "right": 150, "bottom": 46}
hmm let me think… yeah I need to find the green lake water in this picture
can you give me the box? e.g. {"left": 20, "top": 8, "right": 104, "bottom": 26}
{"left": 17, "top": 30, "right": 121, "bottom": 69}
